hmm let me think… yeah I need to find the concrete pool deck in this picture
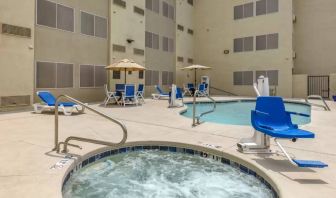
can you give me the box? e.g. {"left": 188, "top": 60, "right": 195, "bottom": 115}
{"left": 0, "top": 96, "right": 335, "bottom": 198}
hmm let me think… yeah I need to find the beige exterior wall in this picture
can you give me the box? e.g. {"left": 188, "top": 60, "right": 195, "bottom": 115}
{"left": 293, "top": 0, "right": 336, "bottom": 76}
{"left": 34, "top": 0, "right": 109, "bottom": 103}
{"left": 109, "top": 0, "right": 145, "bottom": 90}
{"left": 0, "top": 0, "right": 35, "bottom": 108}
{"left": 145, "top": 0, "right": 176, "bottom": 95}
{"left": 292, "top": 74, "right": 307, "bottom": 98}
{"left": 176, "top": 0, "right": 194, "bottom": 87}
{"left": 193, "top": 0, "right": 294, "bottom": 97}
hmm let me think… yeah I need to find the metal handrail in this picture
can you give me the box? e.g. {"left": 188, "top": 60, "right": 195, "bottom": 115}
{"left": 209, "top": 86, "right": 236, "bottom": 96}
{"left": 54, "top": 95, "right": 127, "bottom": 153}
{"left": 305, "top": 95, "right": 331, "bottom": 111}
{"left": 192, "top": 91, "right": 216, "bottom": 126}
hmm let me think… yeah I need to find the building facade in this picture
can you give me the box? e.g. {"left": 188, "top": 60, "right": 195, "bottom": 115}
{"left": 0, "top": 0, "right": 336, "bottom": 110}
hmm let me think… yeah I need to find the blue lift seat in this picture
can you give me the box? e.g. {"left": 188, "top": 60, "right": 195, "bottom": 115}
{"left": 252, "top": 96, "right": 328, "bottom": 168}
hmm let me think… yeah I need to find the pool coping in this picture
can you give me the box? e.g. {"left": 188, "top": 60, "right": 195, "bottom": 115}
{"left": 62, "top": 141, "right": 281, "bottom": 198}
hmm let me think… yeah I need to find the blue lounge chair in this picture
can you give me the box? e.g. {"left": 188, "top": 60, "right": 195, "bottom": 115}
{"left": 333, "top": 95, "right": 336, "bottom": 101}
{"left": 122, "top": 84, "right": 138, "bottom": 106}
{"left": 153, "top": 85, "right": 169, "bottom": 99}
{"left": 183, "top": 83, "right": 195, "bottom": 96}
{"left": 196, "top": 84, "right": 207, "bottom": 97}
{"left": 252, "top": 96, "right": 328, "bottom": 168}
{"left": 34, "top": 91, "right": 85, "bottom": 116}
{"left": 136, "top": 84, "right": 145, "bottom": 104}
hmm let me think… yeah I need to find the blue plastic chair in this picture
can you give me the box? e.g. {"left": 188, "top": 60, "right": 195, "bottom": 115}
{"left": 136, "top": 84, "right": 145, "bottom": 103}
{"left": 252, "top": 97, "right": 328, "bottom": 168}
{"left": 115, "top": 84, "right": 125, "bottom": 96}
{"left": 333, "top": 95, "right": 336, "bottom": 101}
{"left": 154, "top": 85, "right": 169, "bottom": 99}
{"left": 196, "top": 84, "right": 207, "bottom": 97}
{"left": 122, "top": 84, "right": 137, "bottom": 106}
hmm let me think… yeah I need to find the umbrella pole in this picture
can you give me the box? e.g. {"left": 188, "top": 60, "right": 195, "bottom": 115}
{"left": 194, "top": 69, "right": 197, "bottom": 87}
{"left": 124, "top": 68, "right": 127, "bottom": 84}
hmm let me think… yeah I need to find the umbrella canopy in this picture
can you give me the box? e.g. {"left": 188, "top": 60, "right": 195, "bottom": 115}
{"left": 105, "top": 59, "right": 146, "bottom": 84}
{"left": 181, "top": 65, "right": 211, "bottom": 70}
{"left": 181, "top": 65, "right": 211, "bottom": 86}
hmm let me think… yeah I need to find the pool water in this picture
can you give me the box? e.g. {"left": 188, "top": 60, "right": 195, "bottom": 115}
{"left": 182, "top": 101, "right": 311, "bottom": 126}
{"left": 63, "top": 151, "right": 274, "bottom": 198}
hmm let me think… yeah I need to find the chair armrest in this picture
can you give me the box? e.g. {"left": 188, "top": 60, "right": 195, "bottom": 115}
{"left": 286, "top": 111, "right": 310, "bottom": 118}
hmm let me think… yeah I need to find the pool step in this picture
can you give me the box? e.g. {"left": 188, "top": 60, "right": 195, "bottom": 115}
{"left": 293, "top": 159, "right": 328, "bottom": 168}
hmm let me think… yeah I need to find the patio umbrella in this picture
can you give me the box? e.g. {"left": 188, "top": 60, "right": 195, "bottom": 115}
{"left": 181, "top": 65, "right": 211, "bottom": 86}
{"left": 105, "top": 59, "right": 146, "bottom": 84}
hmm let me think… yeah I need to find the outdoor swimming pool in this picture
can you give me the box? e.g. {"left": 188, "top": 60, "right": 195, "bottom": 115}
{"left": 63, "top": 149, "right": 275, "bottom": 198}
{"left": 181, "top": 100, "right": 311, "bottom": 126}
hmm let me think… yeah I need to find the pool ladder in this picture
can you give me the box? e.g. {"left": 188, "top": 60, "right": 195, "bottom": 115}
{"left": 192, "top": 91, "right": 216, "bottom": 126}
{"left": 305, "top": 95, "right": 331, "bottom": 111}
{"left": 53, "top": 95, "right": 127, "bottom": 153}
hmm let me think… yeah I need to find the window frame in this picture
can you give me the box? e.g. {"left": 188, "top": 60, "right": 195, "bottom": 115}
{"left": 80, "top": 10, "right": 108, "bottom": 39}
{"left": 35, "top": 60, "right": 75, "bottom": 89}
{"left": 36, "top": 0, "right": 75, "bottom": 33}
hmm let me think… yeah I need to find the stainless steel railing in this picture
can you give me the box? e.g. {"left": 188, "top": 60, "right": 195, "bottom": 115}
{"left": 305, "top": 95, "right": 331, "bottom": 111}
{"left": 192, "top": 91, "right": 216, "bottom": 126}
{"left": 53, "top": 95, "right": 127, "bottom": 153}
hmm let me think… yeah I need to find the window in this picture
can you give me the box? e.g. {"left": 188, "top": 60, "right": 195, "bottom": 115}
{"left": 234, "top": 36, "right": 253, "bottom": 52}
{"left": 163, "top": 2, "right": 169, "bottom": 17}
{"left": 36, "top": 0, "right": 56, "bottom": 28}
{"left": 187, "top": 0, "right": 193, "bottom": 6}
{"left": 153, "top": 33, "right": 159, "bottom": 49}
{"left": 145, "top": 70, "right": 159, "bottom": 85}
{"left": 36, "top": 0, "right": 74, "bottom": 32}
{"left": 162, "top": 71, "right": 169, "bottom": 85}
{"left": 80, "top": 65, "right": 94, "bottom": 87}
{"left": 81, "top": 11, "right": 108, "bottom": 38}
{"left": 168, "top": 5, "right": 175, "bottom": 20}
{"left": 145, "top": 70, "right": 152, "bottom": 85}
{"left": 163, "top": 2, "right": 174, "bottom": 20}
{"left": 256, "top": 0, "right": 278, "bottom": 16}
{"left": 113, "top": 0, "right": 126, "bottom": 8}
{"left": 95, "top": 16, "right": 107, "bottom": 38}
{"left": 256, "top": 70, "right": 278, "bottom": 85}
{"left": 188, "top": 58, "right": 194, "bottom": 64}
{"left": 57, "top": 4, "right": 74, "bottom": 32}
{"left": 113, "top": 71, "right": 121, "bottom": 79}
{"left": 162, "top": 37, "right": 169, "bottom": 51}
{"left": 36, "top": 61, "right": 73, "bottom": 88}
{"left": 81, "top": 12, "right": 94, "bottom": 36}
{"left": 145, "top": 32, "right": 159, "bottom": 49}
{"left": 134, "top": 6, "right": 145, "bottom": 16}
{"left": 234, "top": 2, "right": 253, "bottom": 20}
{"left": 57, "top": 63, "right": 74, "bottom": 88}
{"left": 233, "top": 71, "right": 253, "bottom": 85}
{"left": 256, "top": 33, "right": 278, "bottom": 50}
{"left": 113, "top": 44, "right": 126, "bottom": 52}
{"left": 177, "top": 56, "right": 184, "bottom": 62}
{"left": 139, "top": 71, "right": 144, "bottom": 79}
{"left": 146, "top": 0, "right": 160, "bottom": 13}
{"left": 187, "top": 29, "right": 194, "bottom": 35}
{"left": 177, "top": 24, "right": 184, "bottom": 31}
{"left": 36, "top": 62, "right": 56, "bottom": 88}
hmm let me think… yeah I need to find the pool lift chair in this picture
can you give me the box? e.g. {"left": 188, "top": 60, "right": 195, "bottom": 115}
{"left": 238, "top": 96, "right": 328, "bottom": 168}
{"left": 169, "top": 84, "right": 184, "bottom": 108}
